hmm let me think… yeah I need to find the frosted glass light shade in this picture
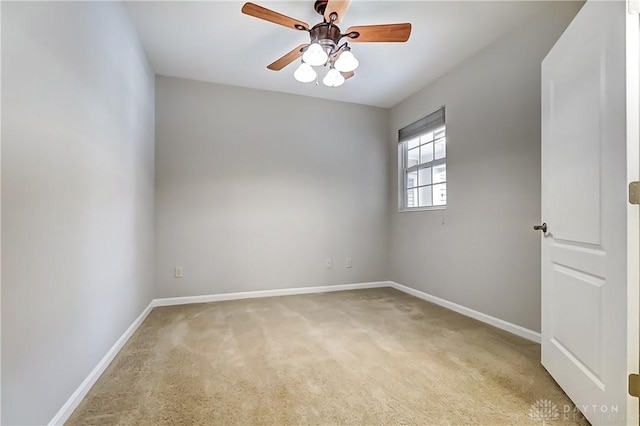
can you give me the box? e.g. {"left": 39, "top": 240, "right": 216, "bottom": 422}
{"left": 294, "top": 62, "right": 317, "bottom": 83}
{"left": 302, "top": 43, "right": 328, "bottom": 67}
{"left": 322, "top": 68, "right": 345, "bottom": 87}
{"left": 334, "top": 50, "right": 359, "bottom": 72}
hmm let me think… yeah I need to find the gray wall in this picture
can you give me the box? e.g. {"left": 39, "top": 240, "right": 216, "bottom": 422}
{"left": 1, "top": 2, "right": 155, "bottom": 424}
{"left": 0, "top": 1, "right": 584, "bottom": 422}
{"left": 388, "top": 2, "right": 582, "bottom": 333}
{"left": 155, "top": 76, "right": 389, "bottom": 298}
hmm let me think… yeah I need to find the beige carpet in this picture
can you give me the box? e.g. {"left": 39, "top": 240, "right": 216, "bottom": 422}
{"left": 67, "top": 288, "right": 588, "bottom": 425}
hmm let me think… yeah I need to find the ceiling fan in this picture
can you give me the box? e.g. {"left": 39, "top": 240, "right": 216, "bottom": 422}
{"left": 241, "top": 0, "right": 412, "bottom": 87}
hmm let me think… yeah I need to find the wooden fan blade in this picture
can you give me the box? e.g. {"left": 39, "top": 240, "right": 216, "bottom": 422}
{"left": 324, "top": 0, "right": 351, "bottom": 24}
{"left": 267, "top": 44, "right": 308, "bottom": 71}
{"left": 341, "top": 71, "right": 354, "bottom": 80}
{"left": 346, "top": 23, "right": 412, "bottom": 43}
{"left": 242, "top": 2, "right": 308, "bottom": 31}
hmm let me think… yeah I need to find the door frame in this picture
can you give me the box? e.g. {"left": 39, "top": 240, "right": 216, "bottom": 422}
{"left": 626, "top": 8, "right": 640, "bottom": 424}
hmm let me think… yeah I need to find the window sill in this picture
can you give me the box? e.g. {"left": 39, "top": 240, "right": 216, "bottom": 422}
{"left": 397, "top": 206, "right": 446, "bottom": 213}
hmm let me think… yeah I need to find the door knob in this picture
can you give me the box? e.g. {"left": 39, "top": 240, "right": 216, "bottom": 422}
{"left": 533, "top": 223, "right": 547, "bottom": 233}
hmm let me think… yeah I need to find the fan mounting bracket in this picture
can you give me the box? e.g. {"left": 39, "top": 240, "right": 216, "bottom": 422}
{"left": 314, "top": 0, "right": 328, "bottom": 16}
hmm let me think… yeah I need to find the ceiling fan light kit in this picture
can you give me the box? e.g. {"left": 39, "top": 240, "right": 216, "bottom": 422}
{"left": 334, "top": 48, "right": 358, "bottom": 73}
{"left": 241, "top": 0, "right": 411, "bottom": 88}
{"left": 322, "top": 68, "right": 345, "bottom": 87}
{"left": 301, "top": 42, "right": 329, "bottom": 67}
{"left": 294, "top": 62, "right": 317, "bottom": 83}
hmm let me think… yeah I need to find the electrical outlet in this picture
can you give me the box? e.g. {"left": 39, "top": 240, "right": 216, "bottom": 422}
{"left": 325, "top": 259, "right": 332, "bottom": 269}
{"left": 174, "top": 266, "right": 183, "bottom": 278}
{"left": 346, "top": 258, "right": 352, "bottom": 268}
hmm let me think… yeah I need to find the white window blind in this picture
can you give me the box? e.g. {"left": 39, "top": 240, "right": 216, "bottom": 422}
{"left": 398, "top": 107, "right": 447, "bottom": 210}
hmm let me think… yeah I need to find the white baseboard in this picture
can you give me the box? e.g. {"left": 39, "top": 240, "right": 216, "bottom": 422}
{"left": 47, "top": 281, "right": 388, "bottom": 425}
{"left": 388, "top": 281, "right": 541, "bottom": 343}
{"left": 48, "top": 301, "right": 155, "bottom": 426}
{"left": 153, "top": 281, "right": 540, "bottom": 343}
{"left": 151, "top": 281, "right": 390, "bottom": 307}
{"left": 49, "top": 280, "right": 538, "bottom": 425}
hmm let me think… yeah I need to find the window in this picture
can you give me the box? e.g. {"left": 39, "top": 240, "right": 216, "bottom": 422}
{"left": 398, "top": 107, "right": 446, "bottom": 210}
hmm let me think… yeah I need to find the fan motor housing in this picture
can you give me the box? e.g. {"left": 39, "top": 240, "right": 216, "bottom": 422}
{"left": 309, "top": 22, "right": 341, "bottom": 51}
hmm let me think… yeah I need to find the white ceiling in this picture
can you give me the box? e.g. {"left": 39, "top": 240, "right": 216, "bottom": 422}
{"left": 124, "top": 1, "right": 556, "bottom": 108}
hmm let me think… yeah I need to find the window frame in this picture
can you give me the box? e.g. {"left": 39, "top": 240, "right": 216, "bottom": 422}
{"left": 397, "top": 107, "right": 447, "bottom": 212}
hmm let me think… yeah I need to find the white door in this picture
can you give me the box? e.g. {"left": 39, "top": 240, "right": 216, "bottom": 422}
{"left": 541, "top": 1, "right": 639, "bottom": 425}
